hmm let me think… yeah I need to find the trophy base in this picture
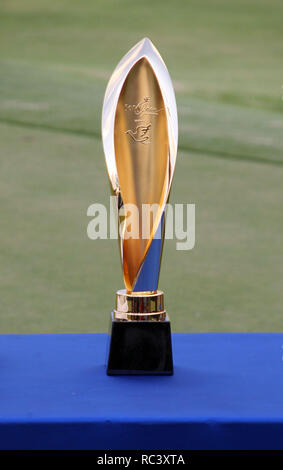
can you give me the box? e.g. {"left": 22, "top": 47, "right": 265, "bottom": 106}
{"left": 106, "top": 312, "right": 174, "bottom": 376}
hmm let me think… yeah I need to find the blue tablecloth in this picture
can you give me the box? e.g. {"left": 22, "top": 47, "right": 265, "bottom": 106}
{"left": 0, "top": 333, "right": 282, "bottom": 450}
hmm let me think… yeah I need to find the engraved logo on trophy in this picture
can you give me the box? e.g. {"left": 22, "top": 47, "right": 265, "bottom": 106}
{"left": 125, "top": 121, "right": 151, "bottom": 144}
{"left": 124, "top": 96, "right": 163, "bottom": 145}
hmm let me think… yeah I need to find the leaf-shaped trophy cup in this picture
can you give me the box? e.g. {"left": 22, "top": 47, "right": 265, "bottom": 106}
{"left": 102, "top": 38, "right": 178, "bottom": 375}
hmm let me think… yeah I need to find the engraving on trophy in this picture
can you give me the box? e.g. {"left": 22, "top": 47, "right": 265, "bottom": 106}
{"left": 124, "top": 96, "right": 162, "bottom": 117}
{"left": 125, "top": 121, "right": 151, "bottom": 144}
{"left": 124, "top": 96, "right": 163, "bottom": 145}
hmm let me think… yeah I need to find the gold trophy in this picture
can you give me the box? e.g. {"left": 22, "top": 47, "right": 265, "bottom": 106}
{"left": 102, "top": 38, "right": 178, "bottom": 375}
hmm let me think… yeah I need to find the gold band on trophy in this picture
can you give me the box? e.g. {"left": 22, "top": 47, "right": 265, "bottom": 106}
{"left": 114, "top": 290, "right": 166, "bottom": 321}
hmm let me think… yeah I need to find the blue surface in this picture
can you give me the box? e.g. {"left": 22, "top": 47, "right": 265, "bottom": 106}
{"left": 0, "top": 333, "right": 283, "bottom": 450}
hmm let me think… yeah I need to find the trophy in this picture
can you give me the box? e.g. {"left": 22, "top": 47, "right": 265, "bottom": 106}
{"left": 102, "top": 38, "right": 178, "bottom": 375}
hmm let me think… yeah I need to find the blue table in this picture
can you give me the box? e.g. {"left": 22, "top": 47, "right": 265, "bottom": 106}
{"left": 0, "top": 333, "right": 282, "bottom": 450}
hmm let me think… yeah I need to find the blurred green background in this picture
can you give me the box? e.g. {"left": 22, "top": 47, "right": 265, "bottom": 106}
{"left": 0, "top": 0, "right": 282, "bottom": 333}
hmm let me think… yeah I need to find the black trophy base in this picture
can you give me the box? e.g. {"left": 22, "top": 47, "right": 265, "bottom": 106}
{"left": 107, "top": 312, "right": 173, "bottom": 376}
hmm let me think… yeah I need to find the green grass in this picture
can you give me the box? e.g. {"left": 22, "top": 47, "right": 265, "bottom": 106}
{"left": 0, "top": 0, "right": 282, "bottom": 332}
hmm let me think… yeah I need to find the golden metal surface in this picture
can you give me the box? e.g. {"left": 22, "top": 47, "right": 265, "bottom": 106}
{"left": 114, "top": 289, "right": 166, "bottom": 321}
{"left": 114, "top": 310, "right": 167, "bottom": 322}
{"left": 116, "top": 289, "right": 164, "bottom": 313}
{"left": 114, "top": 58, "right": 169, "bottom": 290}
{"left": 102, "top": 38, "right": 178, "bottom": 293}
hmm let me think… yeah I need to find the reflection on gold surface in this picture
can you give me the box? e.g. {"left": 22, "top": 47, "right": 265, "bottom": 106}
{"left": 114, "top": 58, "right": 169, "bottom": 291}
{"left": 114, "top": 289, "right": 166, "bottom": 321}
